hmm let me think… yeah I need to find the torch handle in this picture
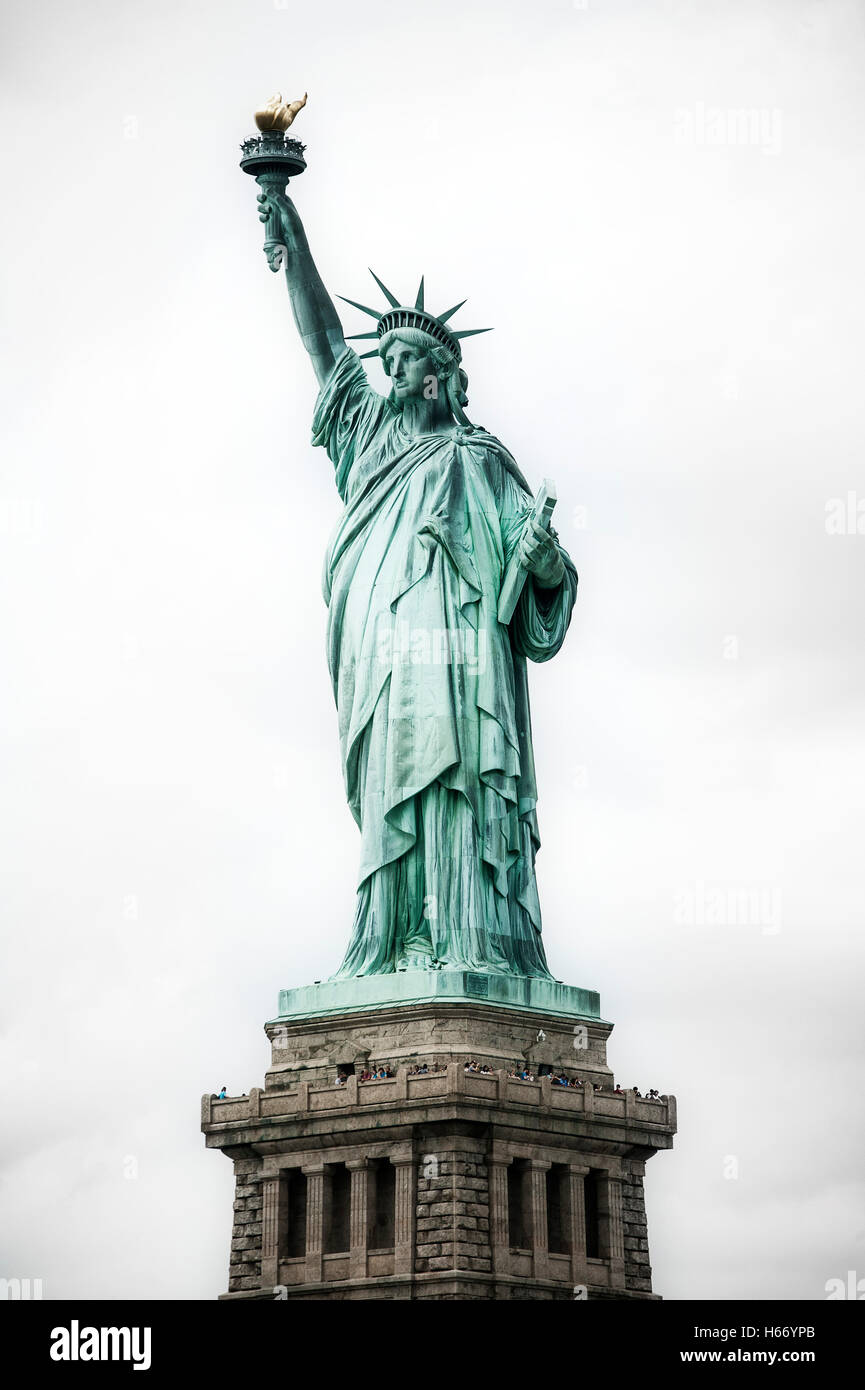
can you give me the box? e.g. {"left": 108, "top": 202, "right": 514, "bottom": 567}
{"left": 256, "top": 170, "right": 290, "bottom": 273}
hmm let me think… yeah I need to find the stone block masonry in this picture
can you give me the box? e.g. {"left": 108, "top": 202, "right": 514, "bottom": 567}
{"left": 622, "top": 1165, "right": 653, "bottom": 1296}
{"left": 415, "top": 1148, "right": 491, "bottom": 1277}
{"left": 228, "top": 1159, "right": 263, "bottom": 1293}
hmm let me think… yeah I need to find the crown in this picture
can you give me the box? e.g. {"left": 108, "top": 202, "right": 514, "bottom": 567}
{"left": 338, "top": 270, "right": 492, "bottom": 362}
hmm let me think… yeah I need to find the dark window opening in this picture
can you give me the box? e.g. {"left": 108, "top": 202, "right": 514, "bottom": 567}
{"left": 537, "top": 1063, "right": 554, "bottom": 1076}
{"left": 369, "top": 1160, "right": 396, "bottom": 1249}
{"left": 284, "top": 1170, "right": 307, "bottom": 1259}
{"left": 507, "top": 1159, "right": 531, "bottom": 1249}
{"left": 325, "top": 1164, "right": 351, "bottom": 1254}
{"left": 584, "top": 1169, "right": 601, "bottom": 1259}
{"left": 547, "top": 1164, "right": 570, "bottom": 1255}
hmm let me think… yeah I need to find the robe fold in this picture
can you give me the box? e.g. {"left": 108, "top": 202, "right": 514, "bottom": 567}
{"left": 311, "top": 347, "right": 577, "bottom": 977}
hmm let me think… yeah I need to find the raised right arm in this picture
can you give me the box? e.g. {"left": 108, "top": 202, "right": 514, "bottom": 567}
{"left": 257, "top": 190, "right": 347, "bottom": 389}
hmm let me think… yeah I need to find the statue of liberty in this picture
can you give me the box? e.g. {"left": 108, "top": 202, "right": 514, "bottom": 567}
{"left": 255, "top": 188, "right": 577, "bottom": 980}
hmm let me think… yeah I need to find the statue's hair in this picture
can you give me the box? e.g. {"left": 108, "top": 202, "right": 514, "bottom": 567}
{"left": 378, "top": 326, "right": 471, "bottom": 426}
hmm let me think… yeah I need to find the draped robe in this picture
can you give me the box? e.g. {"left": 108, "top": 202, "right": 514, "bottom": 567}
{"left": 311, "top": 348, "right": 577, "bottom": 977}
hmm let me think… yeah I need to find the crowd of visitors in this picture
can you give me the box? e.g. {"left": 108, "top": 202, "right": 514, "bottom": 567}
{"left": 506, "top": 1067, "right": 585, "bottom": 1085}
{"left": 334, "top": 1066, "right": 391, "bottom": 1086}
{"left": 334, "top": 1062, "right": 664, "bottom": 1097}
{"left": 506, "top": 1070, "right": 664, "bottom": 1098}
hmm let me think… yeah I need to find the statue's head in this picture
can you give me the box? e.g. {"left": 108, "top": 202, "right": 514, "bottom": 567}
{"left": 339, "top": 273, "right": 489, "bottom": 426}
{"left": 378, "top": 326, "right": 470, "bottom": 424}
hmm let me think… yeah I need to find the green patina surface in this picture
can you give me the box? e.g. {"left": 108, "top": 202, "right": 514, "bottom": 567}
{"left": 271, "top": 971, "right": 603, "bottom": 1024}
{"left": 245, "top": 137, "right": 588, "bottom": 1003}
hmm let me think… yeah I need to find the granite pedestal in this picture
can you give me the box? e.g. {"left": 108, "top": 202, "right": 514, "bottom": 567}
{"left": 202, "top": 974, "right": 676, "bottom": 1300}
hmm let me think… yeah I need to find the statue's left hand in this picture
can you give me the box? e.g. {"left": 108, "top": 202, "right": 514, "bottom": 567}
{"left": 518, "top": 517, "right": 565, "bottom": 588}
{"left": 256, "top": 190, "right": 299, "bottom": 271}
{"left": 257, "top": 189, "right": 301, "bottom": 235}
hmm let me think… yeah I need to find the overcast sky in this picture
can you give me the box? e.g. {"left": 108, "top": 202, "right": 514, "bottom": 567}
{"left": 1, "top": 0, "right": 863, "bottom": 1301}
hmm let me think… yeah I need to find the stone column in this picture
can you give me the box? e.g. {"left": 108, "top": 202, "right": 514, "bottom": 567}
{"left": 567, "top": 1164, "right": 590, "bottom": 1290}
{"left": 488, "top": 1158, "right": 510, "bottom": 1274}
{"left": 393, "top": 1157, "right": 416, "bottom": 1277}
{"left": 600, "top": 1171, "right": 626, "bottom": 1289}
{"left": 347, "top": 1158, "right": 370, "bottom": 1280}
{"left": 260, "top": 1174, "right": 283, "bottom": 1288}
{"left": 303, "top": 1162, "right": 326, "bottom": 1283}
{"left": 529, "top": 1159, "right": 551, "bottom": 1281}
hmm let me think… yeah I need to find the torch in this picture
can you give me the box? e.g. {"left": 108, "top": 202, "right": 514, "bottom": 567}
{"left": 240, "top": 93, "right": 308, "bottom": 272}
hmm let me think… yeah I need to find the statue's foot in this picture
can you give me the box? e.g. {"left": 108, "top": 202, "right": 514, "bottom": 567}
{"left": 436, "top": 960, "right": 512, "bottom": 975}
{"left": 395, "top": 951, "right": 438, "bottom": 972}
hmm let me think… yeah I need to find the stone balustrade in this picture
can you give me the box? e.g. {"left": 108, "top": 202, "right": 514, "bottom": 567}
{"left": 201, "top": 1065, "right": 676, "bottom": 1132}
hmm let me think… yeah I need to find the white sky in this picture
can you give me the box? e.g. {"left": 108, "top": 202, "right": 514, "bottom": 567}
{"left": 1, "top": 0, "right": 863, "bottom": 1301}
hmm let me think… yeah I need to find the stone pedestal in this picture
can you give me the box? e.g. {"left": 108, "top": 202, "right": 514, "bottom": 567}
{"left": 202, "top": 983, "right": 676, "bottom": 1300}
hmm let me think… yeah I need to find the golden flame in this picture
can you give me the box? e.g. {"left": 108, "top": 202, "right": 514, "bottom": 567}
{"left": 254, "top": 92, "right": 308, "bottom": 133}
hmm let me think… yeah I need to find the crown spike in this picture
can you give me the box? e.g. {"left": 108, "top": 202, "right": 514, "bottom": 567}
{"left": 340, "top": 271, "right": 494, "bottom": 363}
{"left": 357, "top": 348, "right": 381, "bottom": 359}
{"left": 368, "top": 269, "right": 400, "bottom": 307}
{"left": 337, "top": 295, "right": 382, "bottom": 319}
{"left": 437, "top": 299, "right": 467, "bottom": 324}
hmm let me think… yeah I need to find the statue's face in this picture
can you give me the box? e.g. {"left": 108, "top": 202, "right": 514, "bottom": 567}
{"left": 384, "top": 339, "right": 434, "bottom": 402}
